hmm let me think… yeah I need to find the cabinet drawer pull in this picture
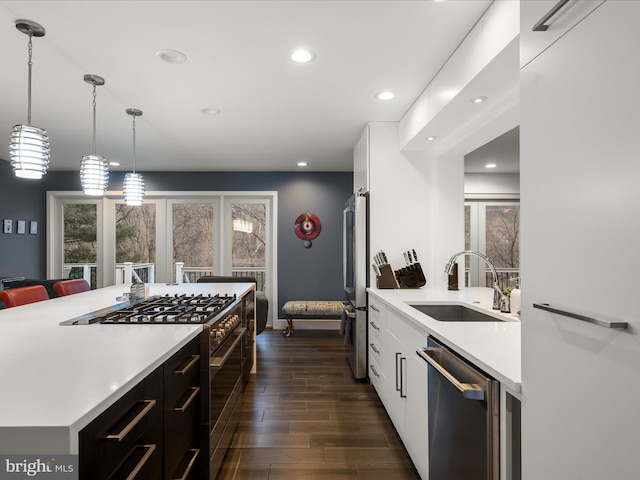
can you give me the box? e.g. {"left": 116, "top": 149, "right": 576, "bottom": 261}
{"left": 532, "top": 0, "right": 570, "bottom": 31}
{"left": 105, "top": 399, "right": 157, "bottom": 441}
{"left": 400, "top": 356, "right": 407, "bottom": 399}
{"left": 370, "top": 364, "right": 380, "bottom": 378}
{"left": 173, "top": 387, "right": 200, "bottom": 413}
{"left": 370, "top": 304, "right": 379, "bottom": 312}
{"left": 395, "top": 353, "right": 402, "bottom": 392}
{"left": 174, "top": 449, "right": 199, "bottom": 480}
{"left": 107, "top": 444, "right": 156, "bottom": 480}
{"left": 369, "top": 343, "right": 380, "bottom": 354}
{"left": 173, "top": 354, "right": 200, "bottom": 375}
{"left": 369, "top": 321, "right": 380, "bottom": 331}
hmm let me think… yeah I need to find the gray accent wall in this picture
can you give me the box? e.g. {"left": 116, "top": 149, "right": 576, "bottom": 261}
{"left": 0, "top": 161, "right": 352, "bottom": 315}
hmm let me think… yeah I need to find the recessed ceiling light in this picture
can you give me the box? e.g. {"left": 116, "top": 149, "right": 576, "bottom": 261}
{"left": 485, "top": 163, "right": 497, "bottom": 169}
{"left": 472, "top": 96, "right": 488, "bottom": 104}
{"left": 156, "top": 49, "right": 187, "bottom": 64}
{"left": 297, "top": 161, "right": 308, "bottom": 167}
{"left": 109, "top": 161, "right": 120, "bottom": 167}
{"left": 291, "top": 49, "right": 315, "bottom": 63}
{"left": 376, "top": 91, "right": 395, "bottom": 100}
{"left": 426, "top": 136, "right": 437, "bottom": 141}
{"left": 201, "top": 107, "right": 221, "bottom": 115}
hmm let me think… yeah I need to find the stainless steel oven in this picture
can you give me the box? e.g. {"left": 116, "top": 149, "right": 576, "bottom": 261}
{"left": 205, "top": 322, "right": 245, "bottom": 477}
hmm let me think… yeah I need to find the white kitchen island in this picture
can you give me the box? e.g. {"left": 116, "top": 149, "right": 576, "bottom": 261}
{"left": 0, "top": 282, "right": 254, "bottom": 455}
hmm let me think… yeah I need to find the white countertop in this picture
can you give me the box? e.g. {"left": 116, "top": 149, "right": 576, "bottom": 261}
{"left": 367, "top": 287, "right": 521, "bottom": 392}
{"left": 0, "top": 282, "right": 254, "bottom": 454}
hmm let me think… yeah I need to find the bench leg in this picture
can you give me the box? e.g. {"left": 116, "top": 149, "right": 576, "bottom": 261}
{"left": 283, "top": 317, "right": 295, "bottom": 337}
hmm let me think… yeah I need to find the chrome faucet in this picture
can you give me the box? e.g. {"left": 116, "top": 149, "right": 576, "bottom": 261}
{"left": 444, "top": 251, "right": 507, "bottom": 311}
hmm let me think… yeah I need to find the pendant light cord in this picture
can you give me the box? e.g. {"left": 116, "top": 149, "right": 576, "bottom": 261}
{"left": 92, "top": 82, "right": 97, "bottom": 155}
{"left": 27, "top": 33, "right": 33, "bottom": 126}
{"left": 132, "top": 115, "right": 137, "bottom": 173}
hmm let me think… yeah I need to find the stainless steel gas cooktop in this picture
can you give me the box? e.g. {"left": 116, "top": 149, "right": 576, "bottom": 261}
{"left": 60, "top": 293, "right": 240, "bottom": 325}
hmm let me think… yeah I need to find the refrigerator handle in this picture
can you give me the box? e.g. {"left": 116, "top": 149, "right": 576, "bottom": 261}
{"left": 417, "top": 348, "right": 485, "bottom": 400}
{"left": 344, "top": 296, "right": 367, "bottom": 312}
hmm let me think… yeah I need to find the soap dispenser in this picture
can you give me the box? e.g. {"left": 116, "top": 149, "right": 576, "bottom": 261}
{"left": 510, "top": 284, "right": 521, "bottom": 316}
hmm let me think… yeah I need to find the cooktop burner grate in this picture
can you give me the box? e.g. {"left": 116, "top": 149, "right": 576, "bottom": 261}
{"left": 61, "top": 293, "right": 239, "bottom": 325}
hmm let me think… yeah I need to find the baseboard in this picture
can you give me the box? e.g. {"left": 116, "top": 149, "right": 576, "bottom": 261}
{"left": 275, "top": 318, "right": 340, "bottom": 331}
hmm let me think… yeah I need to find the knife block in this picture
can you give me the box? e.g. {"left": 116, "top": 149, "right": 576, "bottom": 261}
{"left": 395, "top": 264, "right": 426, "bottom": 289}
{"left": 376, "top": 264, "right": 400, "bottom": 289}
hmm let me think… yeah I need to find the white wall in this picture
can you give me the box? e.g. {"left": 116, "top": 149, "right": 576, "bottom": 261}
{"left": 464, "top": 173, "right": 519, "bottom": 198}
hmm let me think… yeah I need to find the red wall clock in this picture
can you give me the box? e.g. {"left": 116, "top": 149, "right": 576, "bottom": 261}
{"left": 294, "top": 213, "right": 321, "bottom": 245}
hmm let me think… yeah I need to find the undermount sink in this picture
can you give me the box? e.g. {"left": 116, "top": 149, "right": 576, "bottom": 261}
{"left": 409, "top": 304, "right": 505, "bottom": 322}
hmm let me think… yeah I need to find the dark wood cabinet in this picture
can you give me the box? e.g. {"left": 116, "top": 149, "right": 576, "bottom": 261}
{"left": 78, "top": 367, "right": 163, "bottom": 480}
{"left": 163, "top": 338, "right": 201, "bottom": 480}
{"left": 79, "top": 336, "right": 202, "bottom": 480}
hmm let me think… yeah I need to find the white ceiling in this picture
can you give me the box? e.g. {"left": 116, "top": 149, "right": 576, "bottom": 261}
{"left": 465, "top": 126, "right": 519, "bottom": 174}
{"left": 0, "top": 0, "right": 492, "bottom": 173}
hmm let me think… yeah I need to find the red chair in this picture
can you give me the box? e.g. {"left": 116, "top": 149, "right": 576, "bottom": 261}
{"left": 53, "top": 279, "right": 91, "bottom": 297}
{"left": 0, "top": 285, "right": 49, "bottom": 308}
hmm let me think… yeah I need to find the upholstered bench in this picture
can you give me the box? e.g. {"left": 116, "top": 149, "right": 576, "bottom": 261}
{"left": 282, "top": 300, "right": 345, "bottom": 337}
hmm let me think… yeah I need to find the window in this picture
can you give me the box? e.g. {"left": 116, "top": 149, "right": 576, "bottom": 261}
{"left": 48, "top": 191, "right": 276, "bottom": 326}
{"left": 465, "top": 201, "right": 520, "bottom": 288}
{"left": 62, "top": 203, "right": 98, "bottom": 287}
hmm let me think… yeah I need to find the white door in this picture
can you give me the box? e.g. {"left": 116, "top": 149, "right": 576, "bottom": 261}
{"left": 222, "top": 197, "right": 274, "bottom": 326}
{"left": 520, "top": 1, "right": 640, "bottom": 477}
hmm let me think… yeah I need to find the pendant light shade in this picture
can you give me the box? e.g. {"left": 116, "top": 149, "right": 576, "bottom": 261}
{"left": 122, "top": 108, "right": 144, "bottom": 206}
{"left": 80, "top": 74, "right": 109, "bottom": 196}
{"left": 9, "top": 20, "right": 49, "bottom": 180}
{"left": 123, "top": 172, "right": 145, "bottom": 206}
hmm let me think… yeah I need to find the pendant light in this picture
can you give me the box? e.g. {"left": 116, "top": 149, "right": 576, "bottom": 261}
{"left": 80, "top": 74, "right": 109, "bottom": 196}
{"left": 9, "top": 19, "right": 50, "bottom": 179}
{"left": 122, "top": 108, "right": 144, "bottom": 206}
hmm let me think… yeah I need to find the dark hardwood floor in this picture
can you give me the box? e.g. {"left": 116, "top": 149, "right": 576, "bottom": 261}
{"left": 217, "top": 329, "right": 420, "bottom": 480}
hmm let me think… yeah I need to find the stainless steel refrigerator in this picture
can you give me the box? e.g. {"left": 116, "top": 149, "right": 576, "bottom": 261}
{"left": 343, "top": 190, "right": 368, "bottom": 380}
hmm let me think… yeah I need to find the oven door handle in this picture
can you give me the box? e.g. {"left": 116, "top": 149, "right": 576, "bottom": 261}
{"left": 210, "top": 327, "right": 247, "bottom": 368}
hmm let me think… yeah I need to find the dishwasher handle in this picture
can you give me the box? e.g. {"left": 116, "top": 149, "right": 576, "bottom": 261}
{"left": 417, "top": 347, "right": 485, "bottom": 400}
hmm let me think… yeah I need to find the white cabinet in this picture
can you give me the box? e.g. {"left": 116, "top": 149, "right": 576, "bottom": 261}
{"left": 386, "top": 309, "right": 429, "bottom": 478}
{"left": 520, "top": 0, "right": 605, "bottom": 68}
{"left": 369, "top": 298, "right": 429, "bottom": 479}
{"left": 520, "top": 1, "right": 640, "bottom": 478}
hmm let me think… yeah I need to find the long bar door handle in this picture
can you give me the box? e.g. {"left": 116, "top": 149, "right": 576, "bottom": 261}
{"left": 400, "top": 356, "right": 407, "bottom": 398}
{"left": 532, "top": 0, "right": 571, "bottom": 31}
{"left": 395, "top": 353, "right": 402, "bottom": 392}
{"left": 210, "top": 328, "right": 247, "bottom": 368}
{"left": 106, "top": 444, "right": 156, "bottom": 480}
{"left": 533, "top": 303, "right": 629, "bottom": 329}
{"left": 105, "top": 399, "right": 157, "bottom": 441}
{"left": 416, "top": 348, "right": 485, "bottom": 400}
{"left": 173, "top": 354, "right": 200, "bottom": 375}
{"left": 174, "top": 449, "right": 200, "bottom": 480}
{"left": 173, "top": 387, "right": 200, "bottom": 413}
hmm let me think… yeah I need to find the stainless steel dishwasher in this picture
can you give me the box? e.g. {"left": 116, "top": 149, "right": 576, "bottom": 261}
{"left": 417, "top": 336, "right": 499, "bottom": 480}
